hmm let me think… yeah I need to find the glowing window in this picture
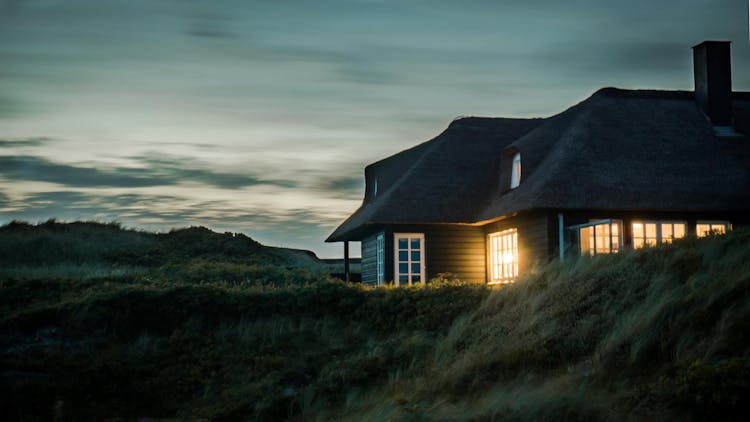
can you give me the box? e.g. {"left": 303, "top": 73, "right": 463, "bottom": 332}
{"left": 376, "top": 232, "right": 385, "bottom": 285}
{"left": 394, "top": 233, "right": 425, "bottom": 286}
{"left": 696, "top": 221, "right": 730, "bottom": 237}
{"left": 510, "top": 152, "right": 521, "bottom": 189}
{"left": 578, "top": 220, "right": 621, "bottom": 255}
{"left": 661, "top": 222, "right": 686, "bottom": 243}
{"left": 488, "top": 228, "right": 518, "bottom": 283}
{"left": 632, "top": 221, "right": 687, "bottom": 248}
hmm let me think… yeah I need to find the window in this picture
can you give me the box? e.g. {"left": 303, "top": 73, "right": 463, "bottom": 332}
{"left": 696, "top": 221, "right": 731, "bottom": 237}
{"left": 632, "top": 221, "right": 686, "bottom": 248}
{"left": 394, "top": 233, "right": 425, "bottom": 286}
{"left": 510, "top": 152, "right": 521, "bottom": 189}
{"left": 574, "top": 220, "right": 622, "bottom": 256}
{"left": 488, "top": 228, "right": 518, "bottom": 283}
{"left": 376, "top": 233, "right": 385, "bottom": 285}
{"left": 659, "top": 222, "right": 686, "bottom": 244}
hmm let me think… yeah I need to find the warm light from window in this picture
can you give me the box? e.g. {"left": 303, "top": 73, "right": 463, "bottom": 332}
{"left": 488, "top": 228, "right": 518, "bottom": 283}
{"left": 696, "top": 222, "right": 729, "bottom": 237}
{"left": 661, "top": 222, "right": 686, "bottom": 244}
{"left": 579, "top": 220, "right": 621, "bottom": 255}
{"left": 632, "top": 221, "right": 686, "bottom": 248}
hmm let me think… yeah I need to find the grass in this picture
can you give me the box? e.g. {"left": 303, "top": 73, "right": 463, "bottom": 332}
{"left": 1, "top": 222, "right": 749, "bottom": 420}
{"left": 0, "top": 219, "right": 339, "bottom": 283}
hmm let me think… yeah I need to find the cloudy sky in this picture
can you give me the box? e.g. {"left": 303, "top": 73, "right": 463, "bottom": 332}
{"left": 1, "top": 0, "right": 749, "bottom": 257}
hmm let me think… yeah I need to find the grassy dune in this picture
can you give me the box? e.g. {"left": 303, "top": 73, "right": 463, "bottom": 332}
{"left": 1, "top": 222, "right": 749, "bottom": 420}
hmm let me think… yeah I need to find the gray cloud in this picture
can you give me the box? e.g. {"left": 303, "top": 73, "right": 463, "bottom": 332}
{"left": 0, "top": 137, "right": 54, "bottom": 148}
{"left": 131, "top": 154, "right": 299, "bottom": 189}
{"left": 0, "top": 156, "right": 165, "bottom": 188}
{"left": 0, "top": 154, "right": 298, "bottom": 189}
{"left": 185, "top": 11, "right": 234, "bottom": 39}
{"left": 314, "top": 175, "right": 364, "bottom": 199}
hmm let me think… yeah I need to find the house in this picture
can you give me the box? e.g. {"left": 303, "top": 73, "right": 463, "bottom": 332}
{"left": 326, "top": 41, "right": 750, "bottom": 285}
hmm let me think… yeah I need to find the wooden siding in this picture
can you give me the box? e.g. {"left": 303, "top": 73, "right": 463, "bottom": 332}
{"left": 360, "top": 232, "right": 378, "bottom": 284}
{"left": 368, "top": 224, "right": 486, "bottom": 284}
{"left": 358, "top": 210, "right": 750, "bottom": 285}
{"left": 483, "top": 212, "right": 550, "bottom": 277}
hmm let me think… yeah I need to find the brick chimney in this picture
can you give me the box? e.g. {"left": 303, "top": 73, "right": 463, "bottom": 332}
{"left": 692, "top": 41, "right": 732, "bottom": 126}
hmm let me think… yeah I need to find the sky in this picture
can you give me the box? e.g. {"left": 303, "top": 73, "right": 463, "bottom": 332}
{"left": 1, "top": 0, "right": 749, "bottom": 258}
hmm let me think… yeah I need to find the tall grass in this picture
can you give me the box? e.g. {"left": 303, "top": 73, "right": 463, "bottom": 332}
{"left": 1, "top": 227, "right": 749, "bottom": 420}
{"left": 339, "top": 231, "right": 750, "bottom": 421}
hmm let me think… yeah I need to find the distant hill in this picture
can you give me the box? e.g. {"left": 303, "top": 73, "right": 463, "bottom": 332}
{"left": 0, "top": 220, "right": 356, "bottom": 282}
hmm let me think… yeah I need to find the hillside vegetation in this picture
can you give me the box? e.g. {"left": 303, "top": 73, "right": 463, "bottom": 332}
{"left": 1, "top": 222, "right": 749, "bottom": 421}
{"left": 0, "top": 220, "right": 343, "bottom": 283}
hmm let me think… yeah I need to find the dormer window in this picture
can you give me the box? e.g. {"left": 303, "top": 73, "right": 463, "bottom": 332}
{"left": 510, "top": 152, "right": 521, "bottom": 189}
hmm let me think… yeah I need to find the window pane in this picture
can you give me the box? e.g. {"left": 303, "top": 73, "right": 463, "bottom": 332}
{"left": 399, "top": 251, "right": 408, "bottom": 261}
{"left": 632, "top": 223, "right": 643, "bottom": 238}
{"left": 510, "top": 153, "right": 521, "bottom": 189}
{"left": 645, "top": 223, "right": 657, "bottom": 246}
{"left": 399, "top": 263, "right": 408, "bottom": 274}
{"left": 595, "top": 223, "right": 610, "bottom": 253}
{"left": 411, "top": 263, "right": 420, "bottom": 274}
{"left": 662, "top": 224, "right": 673, "bottom": 243}
{"left": 696, "top": 222, "right": 728, "bottom": 237}
{"left": 580, "top": 226, "right": 593, "bottom": 255}
{"left": 410, "top": 239, "right": 420, "bottom": 249}
{"left": 612, "top": 234, "right": 620, "bottom": 252}
{"left": 674, "top": 224, "right": 686, "bottom": 239}
{"left": 398, "top": 238, "right": 408, "bottom": 249}
{"left": 488, "top": 229, "right": 518, "bottom": 282}
{"left": 411, "top": 251, "right": 420, "bottom": 261}
{"left": 412, "top": 275, "right": 421, "bottom": 283}
{"left": 634, "top": 238, "right": 645, "bottom": 249}
{"left": 399, "top": 275, "right": 408, "bottom": 282}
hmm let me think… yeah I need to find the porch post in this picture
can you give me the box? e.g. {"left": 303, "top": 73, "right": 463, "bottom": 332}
{"left": 343, "top": 241, "right": 350, "bottom": 282}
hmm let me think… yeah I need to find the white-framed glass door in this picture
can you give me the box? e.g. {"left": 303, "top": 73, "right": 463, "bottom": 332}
{"left": 394, "top": 233, "right": 425, "bottom": 286}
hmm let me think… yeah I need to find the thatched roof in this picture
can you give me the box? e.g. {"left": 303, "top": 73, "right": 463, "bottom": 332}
{"left": 327, "top": 88, "right": 750, "bottom": 242}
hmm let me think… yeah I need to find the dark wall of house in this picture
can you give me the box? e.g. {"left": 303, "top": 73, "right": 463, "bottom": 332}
{"left": 361, "top": 232, "right": 379, "bottom": 284}
{"left": 356, "top": 210, "right": 750, "bottom": 286}
{"left": 363, "top": 224, "right": 486, "bottom": 283}
{"left": 482, "top": 211, "right": 550, "bottom": 276}
{"left": 419, "top": 225, "right": 486, "bottom": 282}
